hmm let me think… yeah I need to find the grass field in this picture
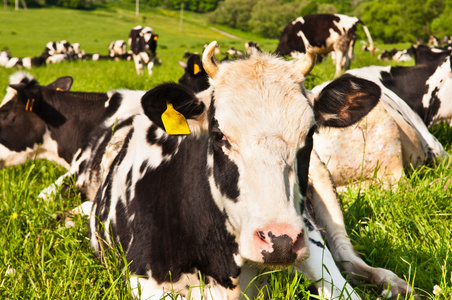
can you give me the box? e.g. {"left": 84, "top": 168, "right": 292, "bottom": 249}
{"left": 1, "top": 5, "right": 452, "bottom": 300}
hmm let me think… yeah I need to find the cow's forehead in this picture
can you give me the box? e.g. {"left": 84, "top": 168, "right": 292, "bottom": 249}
{"left": 211, "top": 54, "right": 314, "bottom": 146}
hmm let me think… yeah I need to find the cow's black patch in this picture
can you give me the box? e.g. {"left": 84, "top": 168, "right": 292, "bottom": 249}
{"left": 123, "top": 136, "right": 241, "bottom": 289}
{"left": 309, "top": 238, "right": 324, "bottom": 248}
{"left": 104, "top": 93, "right": 123, "bottom": 118}
{"left": 297, "top": 126, "right": 316, "bottom": 198}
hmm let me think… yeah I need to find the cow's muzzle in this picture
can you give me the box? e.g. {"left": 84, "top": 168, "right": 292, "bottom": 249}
{"left": 254, "top": 224, "right": 305, "bottom": 265}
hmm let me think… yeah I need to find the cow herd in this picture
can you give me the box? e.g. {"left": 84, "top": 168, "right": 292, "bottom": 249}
{"left": 2, "top": 12, "right": 452, "bottom": 300}
{"left": 0, "top": 25, "right": 161, "bottom": 75}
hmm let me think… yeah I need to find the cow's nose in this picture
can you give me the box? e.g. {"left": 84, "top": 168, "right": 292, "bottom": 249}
{"left": 254, "top": 225, "right": 304, "bottom": 264}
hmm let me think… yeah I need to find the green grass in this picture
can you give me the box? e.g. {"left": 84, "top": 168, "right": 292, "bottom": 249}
{"left": 1, "top": 5, "right": 451, "bottom": 300}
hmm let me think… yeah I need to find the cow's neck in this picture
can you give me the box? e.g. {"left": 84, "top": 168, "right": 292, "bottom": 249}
{"left": 128, "top": 134, "right": 241, "bottom": 288}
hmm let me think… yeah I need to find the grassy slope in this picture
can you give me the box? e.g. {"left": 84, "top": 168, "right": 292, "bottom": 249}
{"left": 1, "top": 5, "right": 452, "bottom": 300}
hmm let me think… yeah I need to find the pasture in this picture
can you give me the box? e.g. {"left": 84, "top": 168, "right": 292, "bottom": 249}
{"left": 1, "top": 5, "right": 452, "bottom": 299}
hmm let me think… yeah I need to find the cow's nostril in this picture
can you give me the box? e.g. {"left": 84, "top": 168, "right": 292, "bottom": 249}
{"left": 292, "top": 232, "right": 304, "bottom": 253}
{"left": 257, "top": 231, "right": 266, "bottom": 241}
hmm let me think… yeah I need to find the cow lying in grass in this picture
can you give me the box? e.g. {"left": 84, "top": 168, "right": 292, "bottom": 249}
{"left": 88, "top": 42, "right": 417, "bottom": 299}
{"left": 0, "top": 72, "right": 145, "bottom": 203}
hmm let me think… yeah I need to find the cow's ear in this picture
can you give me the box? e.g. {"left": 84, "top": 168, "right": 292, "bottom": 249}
{"left": 141, "top": 82, "right": 208, "bottom": 134}
{"left": 46, "top": 76, "right": 73, "bottom": 91}
{"left": 313, "top": 74, "right": 381, "bottom": 128}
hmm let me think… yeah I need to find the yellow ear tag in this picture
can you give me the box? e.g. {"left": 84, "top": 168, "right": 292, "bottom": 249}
{"left": 161, "top": 102, "right": 191, "bottom": 135}
{"left": 56, "top": 88, "right": 64, "bottom": 91}
{"left": 154, "top": 36, "right": 158, "bottom": 41}
{"left": 193, "top": 64, "right": 201, "bottom": 75}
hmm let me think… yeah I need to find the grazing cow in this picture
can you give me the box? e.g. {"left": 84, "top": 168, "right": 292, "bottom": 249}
{"left": 128, "top": 26, "right": 159, "bottom": 75}
{"left": 178, "top": 53, "right": 209, "bottom": 93}
{"left": 89, "top": 42, "right": 417, "bottom": 300}
{"left": 411, "top": 44, "right": 451, "bottom": 66}
{"left": 0, "top": 72, "right": 145, "bottom": 201}
{"left": 275, "top": 14, "right": 374, "bottom": 77}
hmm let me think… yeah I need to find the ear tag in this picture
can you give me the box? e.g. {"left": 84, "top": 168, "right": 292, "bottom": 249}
{"left": 161, "top": 102, "right": 191, "bottom": 135}
{"left": 26, "top": 99, "right": 35, "bottom": 111}
{"left": 154, "top": 36, "right": 158, "bottom": 41}
{"left": 193, "top": 64, "right": 201, "bottom": 75}
{"left": 56, "top": 88, "right": 64, "bottom": 91}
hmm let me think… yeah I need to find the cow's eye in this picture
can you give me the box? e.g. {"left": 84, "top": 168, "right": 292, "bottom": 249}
{"left": 214, "top": 131, "right": 226, "bottom": 142}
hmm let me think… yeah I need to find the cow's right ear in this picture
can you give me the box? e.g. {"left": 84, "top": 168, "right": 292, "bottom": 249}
{"left": 46, "top": 76, "right": 73, "bottom": 91}
{"left": 312, "top": 74, "right": 381, "bottom": 128}
{"left": 141, "top": 82, "right": 208, "bottom": 135}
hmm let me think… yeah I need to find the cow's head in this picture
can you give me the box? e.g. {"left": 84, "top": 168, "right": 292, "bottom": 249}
{"left": 141, "top": 41, "right": 380, "bottom": 267}
{"left": 0, "top": 73, "right": 73, "bottom": 169}
{"left": 178, "top": 53, "right": 209, "bottom": 93}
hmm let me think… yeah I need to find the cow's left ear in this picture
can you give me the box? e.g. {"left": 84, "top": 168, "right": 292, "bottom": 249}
{"left": 312, "top": 74, "right": 381, "bottom": 128}
{"left": 141, "top": 82, "right": 207, "bottom": 134}
{"left": 46, "top": 76, "right": 73, "bottom": 91}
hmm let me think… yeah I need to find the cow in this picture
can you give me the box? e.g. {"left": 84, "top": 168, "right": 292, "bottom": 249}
{"left": 346, "top": 55, "right": 452, "bottom": 129}
{"left": 108, "top": 40, "right": 127, "bottom": 58}
{"left": 313, "top": 59, "right": 452, "bottom": 187}
{"left": 178, "top": 53, "right": 210, "bottom": 93}
{"left": 275, "top": 14, "right": 374, "bottom": 78}
{"left": 89, "top": 41, "right": 417, "bottom": 300}
{"left": 411, "top": 44, "right": 452, "bottom": 66}
{"left": 45, "top": 40, "right": 73, "bottom": 56}
{"left": 5, "top": 50, "right": 49, "bottom": 69}
{"left": 0, "top": 50, "right": 11, "bottom": 67}
{"left": 378, "top": 48, "right": 412, "bottom": 62}
{"left": 244, "top": 41, "right": 262, "bottom": 54}
{"left": 128, "top": 26, "right": 159, "bottom": 75}
{"left": 0, "top": 72, "right": 145, "bottom": 202}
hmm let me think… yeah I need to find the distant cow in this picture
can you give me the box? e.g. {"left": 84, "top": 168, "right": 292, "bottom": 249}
{"left": 411, "top": 44, "right": 451, "bottom": 66}
{"left": 178, "top": 53, "right": 209, "bottom": 93}
{"left": 276, "top": 14, "right": 374, "bottom": 77}
{"left": 89, "top": 42, "right": 416, "bottom": 300}
{"left": 0, "top": 72, "right": 145, "bottom": 201}
{"left": 0, "top": 50, "right": 11, "bottom": 67}
{"left": 378, "top": 48, "right": 412, "bottom": 62}
{"left": 45, "top": 40, "right": 73, "bottom": 56}
{"left": 108, "top": 40, "right": 127, "bottom": 58}
{"left": 128, "top": 26, "right": 159, "bottom": 75}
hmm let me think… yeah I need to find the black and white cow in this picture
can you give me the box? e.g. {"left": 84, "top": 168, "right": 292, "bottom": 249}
{"left": 275, "top": 14, "right": 374, "bottom": 78}
{"left": 346, "top": 55, "right": 452, "bottom": 129}
{"left": 178, "top": 53, "right": 210, "bottom": 93}
{"left": 411, "top": 44, "right": 452, "bottom": 66}
{"left": 89, "top": 42, "right": 417, "bottom": 300}
{"left": 0, "top": 72, "right": 145, "bottom": 202}
{"left": 128, "top": 26, "right": 159, "bottom": 75}
{"left": 0, "top": 50, "right": 11, "bottom": 67}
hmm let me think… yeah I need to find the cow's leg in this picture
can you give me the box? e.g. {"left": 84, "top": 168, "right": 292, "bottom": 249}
{"left": 308, "top": 151, "right": 419, "bottom": 299}
{"left": 38, "top": 171, "right": 73, "bottom": 201}
{"left": 133, "top": 54, "right": 144, "bottom": 75}
{"left": 147, "top": 59, "right": 154, "bottom": 76}
{"left": 298, "top": 219, "right": 361, "bottom": 300}
{"left": 333, "top": 50, "right": 344, "bottom": 78}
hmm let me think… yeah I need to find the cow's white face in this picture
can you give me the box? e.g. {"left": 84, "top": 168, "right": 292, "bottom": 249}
{"left": 206, "top": 54, "right": 314, "bottom": 265}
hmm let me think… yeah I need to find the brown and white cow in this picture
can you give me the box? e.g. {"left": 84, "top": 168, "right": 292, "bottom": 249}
{"left": 89, "top": 41, "right": 417, "bottom": 300}
{"left": 275, "top": 14, "right": 374, "bottom": 78}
